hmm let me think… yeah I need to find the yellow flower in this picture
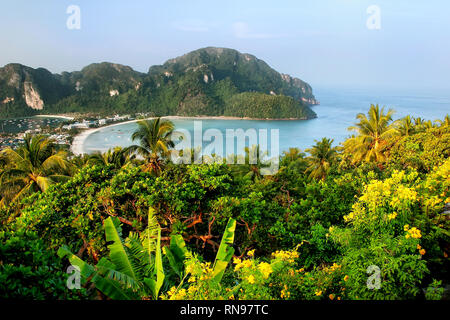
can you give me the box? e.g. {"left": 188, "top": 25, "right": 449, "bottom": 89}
{"left": 419, "top": 249, "right": 426, "bottom": 255}
{"left": 188, "top": 276, "right": 196, "bottom": 283}
{"left": 174, "top": 288, "right": 186, "bottom": 300}
{"left": 185, "top": 263, "right": 195, "bottom": 275}
{"left": 247, "top": 275, "right": 256, "bottom": 284}
{"left": 167, "top": 286, "right": 177, "bottom": 297}
{"left": 233, "top": 257, "right": 242, "bottom": 264}
{"left": 329, "top": 294, "right": 335, "bottom": 300}
{"left": 188, "top": 286, "right": 197, "bottom": 295}
{"left": 248, "top": 249, "right": 255, "bottom": 257}
{"left": 417, "top": 244, "right": 422, "bottom": 250}
{"left": 242, "top": 259, "right": 252, "bottom": 268}
{"left": 343, "top": 275, "right": 349, "bottom": 282}
{"left": 281, "top": 285, "right": 290, "bottom": 299}
{"left": 406, "top": 227, "right": 422, "bottom": 239}
{"left": 404, "top": 224, "right": 410, "bottom": 231}
{"left": 258, "top": 262, "right": 273, "bottom": 279}
{"left": 271, "top": 250, "right": 299, "bottom": 263}
{"left": 387, "top": 212, "right": 397, "bottom": 220}
{"left": 315, "top": 290, "right": 322, "bottom": 296}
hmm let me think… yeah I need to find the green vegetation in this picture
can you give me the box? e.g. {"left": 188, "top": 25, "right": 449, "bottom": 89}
{"left": 0, "top": 108, "right": 449, "bottom": 300}
{"left": 223, "top": 92, "right": 316, "bottom": 119}
{"left": 0, "top": 134, "right": 73, "bottom": 205}
{"left": 125, "top": 118, "right": 175, "bottom": 173}
{"left": 0, "top": 48, "right": 317, "bottom": 119}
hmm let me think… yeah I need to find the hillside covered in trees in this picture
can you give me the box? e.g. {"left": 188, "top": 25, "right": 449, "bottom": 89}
{"left": 0, "top": 47, "right": 317, "bottom": 120}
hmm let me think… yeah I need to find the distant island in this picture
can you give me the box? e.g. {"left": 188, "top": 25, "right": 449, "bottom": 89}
{"left": 0, "top": 47, "right": 318, "bottom": 120}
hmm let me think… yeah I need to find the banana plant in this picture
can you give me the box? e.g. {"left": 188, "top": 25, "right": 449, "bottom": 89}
{"left": 211, "top": 218, "right": 236, "bottom": 283}
{"left": 58, "top": 214, "right": 237, "bottom": 299}
{"left": 58, "top": 208, "right": 171, "bottom": 300}
{"left": 164, "top": 234, "right": 188, "bottom": 277}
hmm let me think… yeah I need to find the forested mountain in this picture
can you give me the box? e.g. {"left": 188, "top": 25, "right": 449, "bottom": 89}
{"left": 0, "top": 47, "right": 318, "bottom": 119}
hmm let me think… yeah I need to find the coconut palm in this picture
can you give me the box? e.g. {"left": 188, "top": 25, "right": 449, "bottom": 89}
{"left": 305, "top": 138, "right": 338, "bottom": 181}
{"left": 436, "top": 114, "right": 450, "bottom": 127}
{"left": 280, "top": 148, "right": 308, "bottom": 173}
{"left": 282, "top": 148, "right": 306, "bottom": 164}
{"left": 424, "top": 120, "right": 435, "bottom": 130}
{"left": 394, "top": 115, "right": 415, "bottom": 137}
{"left": 0, "top": 134, "right": 72, "bottom": 204}
{"left": 344, "top": 104, "right": 397, "bottom": 164}
{"left": 413, "top": 117, "right": 428, "bottom": 132}
{"left": 88, "top": 147, "right": 135, "bottom": 169}
{"left": 231, "top": 145, "right": 274, "bottom": 181}
{"left": 125, "top": 118, "right": 175, "bottom": 173}
{"left": 70, "top": 153, "right": 91, "bottom": 170}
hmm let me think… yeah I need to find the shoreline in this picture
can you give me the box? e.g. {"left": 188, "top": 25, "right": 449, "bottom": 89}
{"left": 70, "top": 115, "right": 311, "bottom": 155}
{"left": 33, "top": 114, "right": 75, "bottom": 120}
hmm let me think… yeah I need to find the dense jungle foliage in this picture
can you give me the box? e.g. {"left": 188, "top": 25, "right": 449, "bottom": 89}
{"left": 0, "top": 106, "right": 449, "bottom": 300}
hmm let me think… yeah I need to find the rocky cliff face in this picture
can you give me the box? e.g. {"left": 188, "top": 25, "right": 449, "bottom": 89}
{"left": 0, "top": 48, "right": 318, "bottom": 118}
{"left": 23, "top": 82, "right": 44, "bottom": 110}
{"left": 0, "top": 63, "right": 71, "bottom": 112}
{"left": 280, "top": 73, "right": 318, "bottom": 105}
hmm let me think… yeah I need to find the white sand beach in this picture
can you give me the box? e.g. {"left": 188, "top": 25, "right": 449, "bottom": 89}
{"left": 69, "top": 115, "right": 307, "bottom": 155}
{"left": 70, "top": 119, "right": 140, "bottom": 155}
{"left": 33, "top": 114, "right": 75, "bottom": 120}
{"left": 69, "top": 116, "right": 248, "bottom": 155}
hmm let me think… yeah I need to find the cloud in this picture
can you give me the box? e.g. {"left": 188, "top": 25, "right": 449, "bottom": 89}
{"left": 232, "top": 22, "right": 285, "bottom": 39}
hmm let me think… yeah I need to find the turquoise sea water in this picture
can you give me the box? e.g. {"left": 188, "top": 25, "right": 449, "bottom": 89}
{"left": 81, "top": 86, "right": 450, "bottom": 155}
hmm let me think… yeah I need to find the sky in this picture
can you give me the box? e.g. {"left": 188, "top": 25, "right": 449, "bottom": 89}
{"left": 1, "top": 0, "right": 449, "bottom": 90}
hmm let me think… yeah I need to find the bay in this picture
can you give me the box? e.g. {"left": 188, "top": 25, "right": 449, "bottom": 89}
{"left": 81, "top": 85, "right": 450, "bottom": 155}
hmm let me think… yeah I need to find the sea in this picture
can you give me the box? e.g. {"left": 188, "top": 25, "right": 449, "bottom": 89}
{"left": 0, "top": 116, "right": 68, "bottom": 134}
{"left": 80, "top": 85, "right": 450, "bottom": 156}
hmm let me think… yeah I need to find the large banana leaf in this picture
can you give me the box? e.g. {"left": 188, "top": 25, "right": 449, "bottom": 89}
{"left": 91, "top": 272, "right": 135, "bottom": 300}
{"left": 57, "top": 245, "right": 95, "bottom": 283}
{"left": 211, "top": 218, "right": 236, "bottom": 283}
{"left": 104, "top": 217, "right": 137, "bottom": 281}
{"left": 96, "top": 258, "right": 142, "bottom": 292}
{"left": 142, "top": 207, "right": 159, "bottom": 263}
{"left": 144, "top": 228, "right": 165, "bottom": 299}
{"left": 58, "top": 246, "right": 135, "bottom": 300}
{"left": 165, "top": 234, "right": 188, "bottom": 277}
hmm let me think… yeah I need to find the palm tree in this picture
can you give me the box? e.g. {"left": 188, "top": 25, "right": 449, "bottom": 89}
{"left": 70, "top": 153, "right": 91, "bottom": 170}
{"left": 424, "top": 120, "right": 435, "bottom": 129}
{"left": 125, "top": 118, "right": 175, "bottom": 173}
{"left": 279, "top": 148, "right": 307, "bottom": 173}
{"left": 414, "top": 117, "right": 427, "bottom": 132}
{"left": 394, "top": 115, "right": 415, "bottom": 137}
{"left": 88, "top": 147, "right": 135, "bottom": 169}
{"left": 282, "top": 148, "right": 305, "bottom": 164}
{"left": 344, "top": 104, "right": 397, "bottom": 164}
{"left": 0, "top": 134, "right": 72, "bottom": 204}
{"left": 305, "top": 138, "right": 338, "bottom": 181}
{"left": 436, "top": 114, "right": 450, "bottom": 127}
{"left": 242, "top": 145, "right": 266, "bottom": 182}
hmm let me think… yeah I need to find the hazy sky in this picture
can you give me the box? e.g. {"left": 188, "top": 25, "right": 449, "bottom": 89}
{"left": 1, "top": 0, "right": 449, "bottom": 89}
